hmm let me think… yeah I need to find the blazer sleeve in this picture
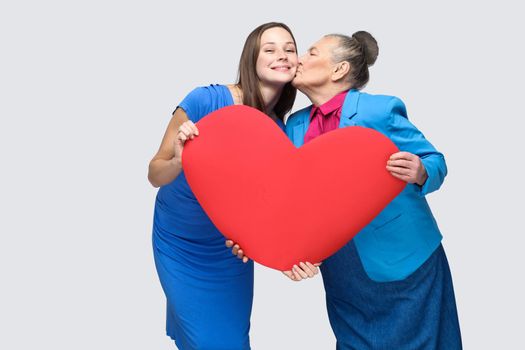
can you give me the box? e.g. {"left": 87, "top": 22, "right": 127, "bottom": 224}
{"left": 386, "top": 97, "right": 448, "bottom": 196}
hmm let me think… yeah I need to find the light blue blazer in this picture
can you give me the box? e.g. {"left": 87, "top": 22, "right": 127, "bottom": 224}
{"left": 286, "top": 89, "right": 448, "bottom": 282}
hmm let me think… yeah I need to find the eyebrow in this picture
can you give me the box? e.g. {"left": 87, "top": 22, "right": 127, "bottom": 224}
{"left": 308, "top": 46, "right": 318, "bottom": 52}
{"left": 261, "top": 41, "right": 296, "bottom": 46}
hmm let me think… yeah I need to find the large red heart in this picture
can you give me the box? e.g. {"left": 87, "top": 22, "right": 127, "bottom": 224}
{"left": 183, "top": 105, "right": 405, "bottom": 271}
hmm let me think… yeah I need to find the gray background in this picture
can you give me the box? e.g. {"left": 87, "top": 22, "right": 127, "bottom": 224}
{"left": 1, "top": 0, "right": 523, "bottom": 349}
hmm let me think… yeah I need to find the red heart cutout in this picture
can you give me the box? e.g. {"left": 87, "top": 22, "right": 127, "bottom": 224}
{"left": 183, "top": 105, "right": 405, "bottom": 271}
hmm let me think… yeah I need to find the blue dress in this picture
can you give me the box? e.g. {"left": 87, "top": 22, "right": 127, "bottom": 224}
{"left": 152, "top": 85, "right": 285, "bottom": 350}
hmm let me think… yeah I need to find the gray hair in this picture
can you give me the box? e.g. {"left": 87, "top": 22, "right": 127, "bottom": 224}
{"left": 325, "top": 31, "right": 379, "bottom": 89}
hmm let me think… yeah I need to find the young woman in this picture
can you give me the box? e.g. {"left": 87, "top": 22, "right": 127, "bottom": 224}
{"left": 148, "top": 22, "right": 298, "bottom": 349}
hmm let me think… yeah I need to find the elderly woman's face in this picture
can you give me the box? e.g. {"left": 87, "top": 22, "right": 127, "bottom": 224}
{"left": 292, "top": 36, "right": 338, "bottom": 91}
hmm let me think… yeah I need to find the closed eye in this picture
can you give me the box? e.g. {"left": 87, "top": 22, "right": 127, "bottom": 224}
{"left": 308, "top": 47, "right": 319, "bottom": 56}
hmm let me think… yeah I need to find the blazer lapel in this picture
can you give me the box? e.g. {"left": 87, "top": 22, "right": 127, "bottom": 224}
{"left": 291, "top": 106, "right": 312, "bottom": 148}
{"left": 339, "top": 89, "right": 360, "bottom": 128}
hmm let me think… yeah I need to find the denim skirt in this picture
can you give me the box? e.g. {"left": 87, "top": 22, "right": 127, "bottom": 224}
{"left": 320, "top": 242, "right": 462, "bottom": 350}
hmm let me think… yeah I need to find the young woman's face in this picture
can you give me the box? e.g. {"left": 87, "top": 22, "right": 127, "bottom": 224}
{"left": 256, "top": 27, "right": 298, "bottom": 87}
{"left": 292, "top": 36, "right": 338, "bottom": 91}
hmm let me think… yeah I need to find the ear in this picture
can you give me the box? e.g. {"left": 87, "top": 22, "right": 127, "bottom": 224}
{"left": 331, "top": 61, "right": 350, "bottom": 82}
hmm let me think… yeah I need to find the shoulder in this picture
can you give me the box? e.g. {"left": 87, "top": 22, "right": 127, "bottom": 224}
{"left": 356, "top": 91, "right": 408, "bottom": 119}
{"left": 358, "top": 91, "right": 406, "bottom": 111}
{"left": 178, "top": 84, "right": 231, "bottom": 121}
{"left": 181, "top": 84, "right": 227, "bottom": 104}
{"left": 286, "top": 105, "right": 312, "bottom": 126}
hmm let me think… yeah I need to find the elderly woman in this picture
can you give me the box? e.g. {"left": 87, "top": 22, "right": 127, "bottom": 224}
{"left": 285, "top": 31, "right": 462, "bottom": 349}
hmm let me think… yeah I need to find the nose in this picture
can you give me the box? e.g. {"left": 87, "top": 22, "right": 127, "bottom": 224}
{"left": 298, "top": 54, "right": 306, "bottom": 65}
{"left": 277, "top": 48, "right": 288, "bottom": 61}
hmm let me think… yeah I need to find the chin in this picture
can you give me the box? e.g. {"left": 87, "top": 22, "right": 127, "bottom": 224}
{"left": 272, "top": 76, "right": 295, "bottom": 86}
{"left": 291, "top": 78, "right": 302, "bottom": 89}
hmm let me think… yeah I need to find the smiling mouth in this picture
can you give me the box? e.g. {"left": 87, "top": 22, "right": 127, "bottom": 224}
{"left": 271, "top": 66, "right": 291, "bottom": 72}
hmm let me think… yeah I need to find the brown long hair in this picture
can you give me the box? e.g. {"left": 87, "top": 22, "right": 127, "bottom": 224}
{"left": 237, "top": 22, "right": 297, "bottom": 120}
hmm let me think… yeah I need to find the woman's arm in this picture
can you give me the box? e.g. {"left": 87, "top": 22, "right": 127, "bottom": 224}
{"left": 385, "top": 97, "right": 447, "bottom": 195}
{"left": 148, "top": 108, "right": 199, "bottom": 187}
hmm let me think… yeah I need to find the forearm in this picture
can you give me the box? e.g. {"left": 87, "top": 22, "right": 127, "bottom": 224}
{"left": 419, "top": 153, "right": 447, "bottom": 195}
{"left": 385, "top": 97, "right": 446, "bottom": 194}
{"left": 148, "top": 157, "right": 182, "bottom": 188}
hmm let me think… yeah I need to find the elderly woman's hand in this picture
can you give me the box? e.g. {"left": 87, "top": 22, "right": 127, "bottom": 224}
{"left": 386, "top": 151, "right": 428, "bottom": 186}
{"left": 282, "top": 262, "right": 322, "bottom": 282}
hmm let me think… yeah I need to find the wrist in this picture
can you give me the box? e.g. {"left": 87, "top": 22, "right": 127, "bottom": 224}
{"left": 417, "top": 171, "right": 428, "bottom": 186}
{"left": 170, "top": 156, "right": 182, "bottom": 168}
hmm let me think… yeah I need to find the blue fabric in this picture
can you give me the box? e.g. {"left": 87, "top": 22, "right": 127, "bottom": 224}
{"left": 320, "top": 242, "right": 462, "bottom": 350}
{"left": 286, "top": 90, "right": 447, "bottom": 282}
{"left": 153, "top": 85, "right": 254, "bottom": 350}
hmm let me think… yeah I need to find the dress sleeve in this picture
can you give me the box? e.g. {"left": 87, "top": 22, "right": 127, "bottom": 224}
{"left": 386, "top": 97, "right": 448, "bottom": 196}
{"left": 174, "top": 86, "right": 211, "bottom": 123}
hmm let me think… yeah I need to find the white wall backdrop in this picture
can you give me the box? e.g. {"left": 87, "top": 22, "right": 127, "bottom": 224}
{"left": 1, "top": 1, "right": 523, "bottom": 349}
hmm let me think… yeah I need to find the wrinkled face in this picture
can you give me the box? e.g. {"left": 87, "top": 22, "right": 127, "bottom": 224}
{"left": 292, "top": 36, "right": 338, "bottom": 90}
{"left": 256, "top": 27, "right": 298, "bottom": 87}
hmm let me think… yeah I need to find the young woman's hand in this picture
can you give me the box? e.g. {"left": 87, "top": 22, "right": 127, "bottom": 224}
{"left": 174, "top": 120, "right": 199, "bottom": 160}
{"left": 225, "top": 240, "right": 250, "bottom": 263}
{"left": 148, "top": 110, "right": 199, "bottom": 188}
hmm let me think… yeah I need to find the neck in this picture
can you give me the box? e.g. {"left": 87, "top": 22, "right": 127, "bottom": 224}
{"left": 302, "top": 83, "right": 351, "bottom": 106}
{"left": 259, "top": 83, "right": 284, "bottom": 117}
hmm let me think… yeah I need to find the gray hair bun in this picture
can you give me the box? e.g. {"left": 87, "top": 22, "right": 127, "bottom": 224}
{"left": 352, "top": 31, "right": 379, "bottom": 66}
